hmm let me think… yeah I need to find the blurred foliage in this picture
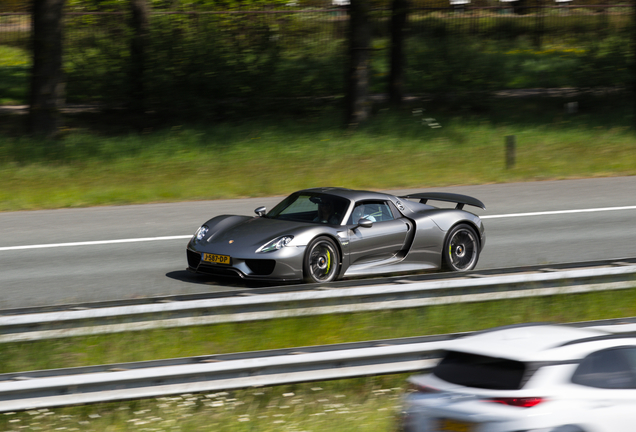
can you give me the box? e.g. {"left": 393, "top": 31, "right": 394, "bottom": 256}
{"left": 2, "top": 0, "right": 633, "bottom": 12}
{"left": 0, "top": 45, "right": 29, "bottom": 104}
{"left": 64, "top": 0, "right": 319, "bottom": 12}
{"left": 62, "top": 8, "right": 348, "bottom": 117}
{"left": 0, "top": 0, "right": 29, "bottom": 12}
{"left": 58, "top": 6, "right": 634, "bottom": 119}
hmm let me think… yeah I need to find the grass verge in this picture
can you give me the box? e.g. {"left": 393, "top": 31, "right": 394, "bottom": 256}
{"left": 0, "top": 381, "right": 405, "bottom": 432}
{"left": 0, "top": 94, "right": 635, "bottom": 211}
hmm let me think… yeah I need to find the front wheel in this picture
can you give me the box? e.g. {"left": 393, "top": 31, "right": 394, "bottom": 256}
{"left": 303, "top": 236, "right": 340, "bottom": 283}
{"left": 442, "top": 224, "right": 480, "bottom": 272}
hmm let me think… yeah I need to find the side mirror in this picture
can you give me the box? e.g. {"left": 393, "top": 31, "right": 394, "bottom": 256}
{"left": 255, "top": 206, "right": 266, "bottom": 217}
{"left": 355, "top": 218, "right": 373, "bottom": 229}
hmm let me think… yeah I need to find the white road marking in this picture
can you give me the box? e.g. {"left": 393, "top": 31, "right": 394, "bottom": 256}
{"left": 1, "top": 205, "right": 635, "bottom": 252}
{"left": 0, "top": 236, "right": 192, "bottom": 251}
{"left": 481, "top": 205, "right": 636, "bottom": 219}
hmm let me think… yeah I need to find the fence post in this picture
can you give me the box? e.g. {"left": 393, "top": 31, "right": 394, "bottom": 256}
{"left": 506, "top": 135, "right": 516, "bottom": 169}
{"left": 389, "top": 0, "right": 408, "bottom": 107}
{"left": 534, "top": 0, "right": 543, "bottom": 48}
{"left": 29, "top": 0, "right": 66, "bottom": 138}
{"left": 130, "top": 0, "right": 150, "bottom": 117}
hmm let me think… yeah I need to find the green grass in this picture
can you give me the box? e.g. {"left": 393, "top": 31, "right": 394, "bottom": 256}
{"left": 0, "top": 382, "right": 404, "bottom": 432}
{"left": 0, "top": 94, "right": 635, "bottom": 211}
{"left": 1, "top": 288, "right": 636, "bottom": 431}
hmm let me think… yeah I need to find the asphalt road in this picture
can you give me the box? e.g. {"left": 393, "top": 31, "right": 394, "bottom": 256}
{"left": 1, "top": 177, "right": 635, "bottom": 309}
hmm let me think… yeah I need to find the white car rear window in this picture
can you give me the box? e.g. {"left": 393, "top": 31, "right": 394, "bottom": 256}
{"left": 433, "top": 350, "right": 529, "bottom": 390}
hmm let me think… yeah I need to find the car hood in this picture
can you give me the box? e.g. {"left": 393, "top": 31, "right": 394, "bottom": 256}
{"left": 205, "top": 216, "right": 315, "bottom": 249}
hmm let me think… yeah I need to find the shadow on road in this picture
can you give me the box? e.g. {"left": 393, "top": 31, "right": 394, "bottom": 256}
{"left": 165, "top": 270, "right": 279, "bottom": 289}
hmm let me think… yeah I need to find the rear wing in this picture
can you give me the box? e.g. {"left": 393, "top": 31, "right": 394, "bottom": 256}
{"left": 400, "top": 192, "right": 486, "bottom": 210}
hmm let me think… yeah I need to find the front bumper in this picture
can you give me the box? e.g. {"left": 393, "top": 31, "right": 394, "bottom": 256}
{"left": 186, "top": 243, "right": 306, "bottom": 281}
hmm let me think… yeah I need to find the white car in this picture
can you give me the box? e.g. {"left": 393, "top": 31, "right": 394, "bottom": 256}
{"left": 401, "top": 323, "right": 636, "bottom": 432}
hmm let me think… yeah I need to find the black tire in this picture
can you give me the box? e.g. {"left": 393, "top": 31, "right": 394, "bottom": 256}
{"left": 442, "top": 224, "right": 480, "bottom": 271}
{"left": 303, "top": 236, "right": 340, "bottom": 283}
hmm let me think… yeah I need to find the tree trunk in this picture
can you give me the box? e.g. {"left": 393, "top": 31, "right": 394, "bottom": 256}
{"left": 345, "top": 0, "right": 372, "bottom": 127}
{"left": 130, "top": 0, "right": 150, "bottom": 116}
{"left": 389, "top": 0, "right": 408, "bottom": 107}
{"left": 29, "top": 0, "right": 66, "bottom": 137}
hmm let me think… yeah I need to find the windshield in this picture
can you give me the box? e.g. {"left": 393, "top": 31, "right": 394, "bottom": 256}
{"left": 267, "top": 192, "right": 349, "bottom": 225}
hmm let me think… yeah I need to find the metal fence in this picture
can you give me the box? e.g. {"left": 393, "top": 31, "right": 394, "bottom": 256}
{"left": 1, "top": 4, "right": 631, "bottom": 44}
{"left": 0, "top": 5, "right": 632, "bottom": 113}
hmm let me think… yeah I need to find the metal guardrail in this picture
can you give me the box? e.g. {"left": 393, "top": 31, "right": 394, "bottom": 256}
{"left": 1, "top": 260, "right": 635, "bottom": 342}
{"left": 2, "top": 316, "right": 636, "bottom": 413}
{"left": 0, "top": 339, "right": 445, "bottom": 412}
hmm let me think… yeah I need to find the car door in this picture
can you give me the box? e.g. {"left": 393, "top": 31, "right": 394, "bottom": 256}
{"left": 569, "top": 346, "right": 636, "bottom": 432}
{"left": 347, "top": 200, "right": 410, "bottom": 265}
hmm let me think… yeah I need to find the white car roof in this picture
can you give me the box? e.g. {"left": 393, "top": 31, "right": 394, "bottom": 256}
{"left": 443, "top": 324, "right": 628, "bottom": 362}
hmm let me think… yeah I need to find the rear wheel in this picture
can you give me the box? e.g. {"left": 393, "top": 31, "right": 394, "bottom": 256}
{"left": 442, "top": 224, "right": 480, "bottom": 271}
{"left": 303, "top": 236, "right": 340, "bottom": 283}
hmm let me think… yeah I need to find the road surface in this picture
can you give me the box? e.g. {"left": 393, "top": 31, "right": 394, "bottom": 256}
{"left": 1, "top": 176, "right": 635, "bottom": 309}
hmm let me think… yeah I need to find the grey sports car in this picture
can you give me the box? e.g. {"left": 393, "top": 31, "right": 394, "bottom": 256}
{"left": 186, "top": 187, "right": 486, "bottom": 283}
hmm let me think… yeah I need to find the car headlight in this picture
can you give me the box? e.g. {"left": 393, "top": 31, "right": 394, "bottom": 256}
{"left": 256, "top": 236, "right": 294, "bottom": 253}
{"left": 193, "top": 225, "right": 209, "bottom": 243}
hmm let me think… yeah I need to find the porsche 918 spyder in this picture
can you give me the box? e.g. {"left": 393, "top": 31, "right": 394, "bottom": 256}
{"left": 186, "top": 187, "right": 486, "bottom": 283}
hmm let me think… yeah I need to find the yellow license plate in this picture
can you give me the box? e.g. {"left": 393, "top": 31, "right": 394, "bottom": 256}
{"left": 202, "top": 253, "right": 231, "bottom": 265}
{"left": 437, "top": 418, "right": 474, "bottom": 432}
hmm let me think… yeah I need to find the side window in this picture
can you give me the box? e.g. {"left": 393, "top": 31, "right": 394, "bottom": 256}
{"left": 348, "top": 201, "right": 395, "bottom": 224}
{"left": 622, "top": 347, "right": 636, "bottom": 371}
{"left": 387, "top": 201, "right": 404, "bottom": 219}
{"left": 571, "top": 347, "right": 636, "bottom": 389}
